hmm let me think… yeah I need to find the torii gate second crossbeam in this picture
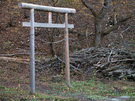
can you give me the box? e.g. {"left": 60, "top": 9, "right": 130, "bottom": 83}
{"left": 18, "top": 2, "right": 76, "bottom": 94}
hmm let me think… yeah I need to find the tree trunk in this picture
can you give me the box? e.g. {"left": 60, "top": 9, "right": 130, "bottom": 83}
{"left": 94, "top": 18, "right": 102, "bottom": 46}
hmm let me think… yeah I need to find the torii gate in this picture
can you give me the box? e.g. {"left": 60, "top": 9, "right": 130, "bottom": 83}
{"left": 18, "top": 3, "right": 76, "bottom": 94}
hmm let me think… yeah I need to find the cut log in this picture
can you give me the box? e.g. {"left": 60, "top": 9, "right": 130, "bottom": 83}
{"left": 102, "top": 65, "right": 121, "bottom": 74}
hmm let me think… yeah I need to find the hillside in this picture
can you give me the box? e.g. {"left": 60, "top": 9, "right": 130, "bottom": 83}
{"left": 0, "top": 0, "right": 135, "bottom": 54}
{"left": 0, "top": 0, "right": 135, "bottom": 100}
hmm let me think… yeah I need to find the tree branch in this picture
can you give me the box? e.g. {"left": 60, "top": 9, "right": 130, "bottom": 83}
{"left": 81, "top": 0, "right": 97, "bottom": 17}
{"left": 101, "top": 24, "right": 119, "bottom": 37}
{"left": 118, "top": 13, "right": 133, "bottom": 22}
{"left": 98, "top": 0, "right": 110, "bottom": 19}
{"left": 52, "top": 0, "right": 59, "bottom": 6}
{"left": 101, "top": 13, "right": 134, "bottom": 37}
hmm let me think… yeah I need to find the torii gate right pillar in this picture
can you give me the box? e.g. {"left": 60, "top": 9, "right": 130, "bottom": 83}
{"left": 64, "top": 13, "right": 71, "bottom": 86}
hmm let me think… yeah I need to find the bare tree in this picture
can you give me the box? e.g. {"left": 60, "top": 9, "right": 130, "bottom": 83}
{"left": 81, "top": 0, "right": 135, "bottom": 46}
{"left": 81, "top": 0, "right": 110, "bottom": 46}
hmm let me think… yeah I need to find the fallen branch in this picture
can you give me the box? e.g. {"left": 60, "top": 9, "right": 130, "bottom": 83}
{"left": 102, "top": 65, "right": 121, "bottom": 74}
{"left": 0, "top": 53, "right": 45, "bottom": 57}
{"left": 111, "top": 59, "right": 134, "bottom": 63}
{"left": 97, "top": 62, "right": 110, "bottom": 72}
{"left": 108, "top": 50, "right": 113, "bottom": 62}
{"left": 0, "top": 57, "right": 41, "bottom": 64}
{"left": 120, "top": 27, "right": 130, "bottom": 38}
{"left": 55, "top": 55, "right": 83, "bottom": 73}
{"left": 84, "top": 66, "right": 95, "bottom": 74}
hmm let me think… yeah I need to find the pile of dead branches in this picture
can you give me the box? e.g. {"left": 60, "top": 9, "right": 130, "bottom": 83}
{"left": 35, "top": 47, "right": 135, "bottom": 81}
{"left": 69, "top": 47, "right": 135, "bottom": 80}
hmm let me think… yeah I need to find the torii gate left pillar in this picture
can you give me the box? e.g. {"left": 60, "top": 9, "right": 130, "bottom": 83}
{"left": 18, "top": 2, "right": 76, "bottom": 94}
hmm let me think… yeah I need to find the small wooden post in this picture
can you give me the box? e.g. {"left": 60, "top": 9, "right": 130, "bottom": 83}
{"left": 30, "top": 8, "right": 35, "bottom": 94}
{"left": 48, "top": 12, "right": 52, "bottom": 23}
{"left": 64, "top": 13, "right": 70, "bottom": 86}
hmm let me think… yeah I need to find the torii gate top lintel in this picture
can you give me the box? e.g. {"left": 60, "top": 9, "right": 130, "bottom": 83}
{"left": 18, "top": 2, "right": 76, "bottom": 13}
{"left": 19, "top": 3, "right": 76, "bottom": 29}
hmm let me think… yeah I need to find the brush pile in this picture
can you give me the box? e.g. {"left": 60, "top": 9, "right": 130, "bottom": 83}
{"left": 42, "top": 47, "right": 135, "bottom": 81}
{"left": 69, "top": 47, "right": 135, "bottom": 80}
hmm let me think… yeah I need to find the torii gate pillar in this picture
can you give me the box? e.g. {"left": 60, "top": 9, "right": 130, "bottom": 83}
{"left": 65, "top": 13, "right": 70, "bottom": 86}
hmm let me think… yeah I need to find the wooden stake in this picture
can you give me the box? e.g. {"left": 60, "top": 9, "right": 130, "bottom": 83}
{"left": 48, "top": 12, "right": 52, "bottom": 23}
{"left": 64, "top": 13, "right": 71, "bottom": 86}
